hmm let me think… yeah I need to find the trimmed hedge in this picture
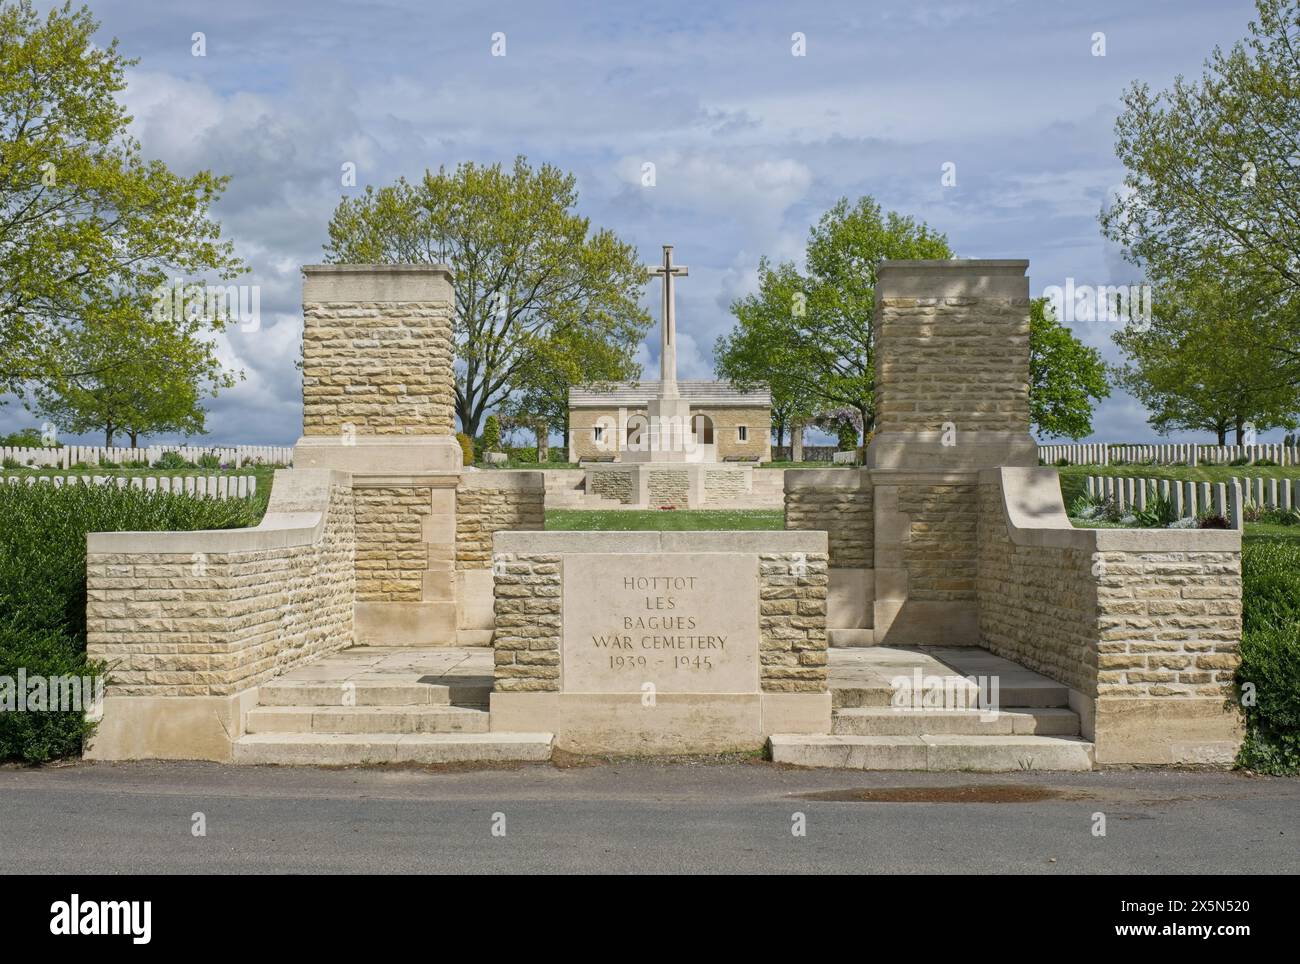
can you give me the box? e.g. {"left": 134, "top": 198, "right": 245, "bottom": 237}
{"left": 0, "top": 482, "right": 265, "bottom": 762}
{"left": 1237, "top": 539, "right": 1300, "bottom": 774}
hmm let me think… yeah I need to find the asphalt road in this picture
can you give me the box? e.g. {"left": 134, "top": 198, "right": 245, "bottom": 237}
{"left": 1, "top": 760, "right": 1296, "bottom": 874}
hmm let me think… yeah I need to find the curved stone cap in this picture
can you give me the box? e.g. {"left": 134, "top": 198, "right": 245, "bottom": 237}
{"left": 987, "top": 466, "right": 1240, "bottom": 551}
{"left": 85, "top": 468, "right": 349, "bottom": 554}
{"left": 494, "top": 529, "right": 828, "bottom": 554}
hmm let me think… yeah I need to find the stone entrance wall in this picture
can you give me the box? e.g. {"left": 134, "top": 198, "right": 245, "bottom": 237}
{"left": 84, "top": 469, "right": 356, "bottom": 761}
{"left": 781, "top": 259, "right": 1244, "bottom": 764}
{"left": 978, "top": 467, "right": 1241, "bottom": 763}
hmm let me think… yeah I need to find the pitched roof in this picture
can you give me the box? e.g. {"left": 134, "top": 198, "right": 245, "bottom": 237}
{"left": 568, "top": 379, "right": 770, "bottom": 407}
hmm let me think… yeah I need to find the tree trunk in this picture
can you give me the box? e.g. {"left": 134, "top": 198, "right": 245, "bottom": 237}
{"left": 129, "top": 429, "right": 140, "bottom": 448}
{"left": 104, "top": 426, "right": 114, "bottom": 447}
{"left": 1235, "top": 416, "right": 1246, "bottom": 446}
{"left": 535, "top": 422, "right": 549, "bottom": 463}
{"left": 457, "top": 398, "right": 480, "bottom": 439}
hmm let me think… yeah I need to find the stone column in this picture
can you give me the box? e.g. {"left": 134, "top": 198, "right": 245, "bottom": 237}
{"left": 867, "top": 260, "right": 1035, "bottom": 644}
{"left": 293, "top": 264, "right": 462, "bottom": 646}
{"left": 791, "top": 420, "right": 804, "bottom": 463}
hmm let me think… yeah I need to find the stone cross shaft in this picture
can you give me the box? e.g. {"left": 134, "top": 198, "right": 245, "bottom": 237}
{"left": 647, "top": 244, "right": 688, "bottom": 399}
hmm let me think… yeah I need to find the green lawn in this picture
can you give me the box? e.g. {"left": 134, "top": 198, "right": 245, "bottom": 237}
{"left": 546, "top": 508, "right": 784, "bottom": 530}
{"left": 1244, "top": 523, "right": 1300, "bottom": 544}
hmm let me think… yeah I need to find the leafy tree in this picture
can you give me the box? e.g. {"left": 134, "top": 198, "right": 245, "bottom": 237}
{"left": 0, "top": 427, "right": 46, "bottom": 447}
{"left": 724, "top": 197, "right": 952, "bottom": 444}
{"left": 713, "top": 261, "right": 817, "bottom": 448}
{"left": 1029, "top": 298, "right": 1110, "bottom": 439}
{"left": 500, "top": 324, "right": 639, "bottom": 456}
{"left": 1100, "top": 0, "right": 1300, "bottom": 359}
{"left": 323, "top": 156, "right": 650, "bottom": 437}
{"left": 481, "top": 414, "right": 501, "bottom": 454}
{"left": 0, "top": 1, "right": 242, "bottom": 398}
{"left": 31, "top": 313, "right": 237, "bottom": 446}
{"left": 1114, "top": 272, "right": 1299, "bottom": 444}
{"left": 815, "top": 407, "right": 863, "bottom": 451}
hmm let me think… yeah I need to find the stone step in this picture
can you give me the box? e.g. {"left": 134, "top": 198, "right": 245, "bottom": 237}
{"left": 831, "top": 706, "right": 1080, "bottom": 737}
{"left": 993, "top": 680, "right": 1071, "bottom": 708}
{"left": 769, "top": 734, "right": 1095, "bottom": 771}
{"left": 258, "top": 679, "right": 491, "bottom": 708}
{"left": 830, "top": 680, "right": 1070, "bottom": 710}
{"left": 832, "top": 685, "right": 904, "bottom": 709}
{"left": 246, "top": 704, "right": 490, "bottom": 735}
{"left": 233, "top": 732, "right": 554, "bottom": 766}
{"left": 828, "top": 629, "right": 875, "bottom": 648}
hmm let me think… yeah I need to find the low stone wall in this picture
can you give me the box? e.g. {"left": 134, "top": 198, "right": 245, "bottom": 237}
{"left": 492, "top": 552, "right": 562, "bottom": 692}
{"left": 453, "top": 470, "right": 545, "bottom": 644}
{"left": 588, "top": 468, "right": 633, "bottom": 504}
{"left": 646, "top": 468, "right": 689, "bottom": 506}
{"left": 455, "top": 471, "right": 546, "bottom": 571}
{"left": 898, "top": 480, "right": 978, "bottom": 603}
{"left": 758, "top": 552, "right": 829, "bottom": 692}
{"left": 978, "top": 466, "right": 1242, "bottom": 764}
{"left": 783, "top": 469, "right": 872, "bottom": 569}
{"left": 355, "top": 486, "right": 432, "bottom": 600}
{"left": 84, "top": 468, "right": 356, "bottom": 760}
{"left": 704, "top": 468, "right": 747, "bottom": 501}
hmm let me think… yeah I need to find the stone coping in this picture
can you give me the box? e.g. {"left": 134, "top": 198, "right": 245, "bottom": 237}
{"left": 493, "top": 529, "right": 828, "bottom": 554}
{"left": 987, "top": 466, "right": 1241, "bottom": 552}
{"left": 784, "top": 468, "right": 868, "bottom": 490}
{"left": 302, "top": 263, "right": 453, "bottom": 303}
{"left": 876, "top": 259, "right": 1029, "bottom": 300}
{"left": 86, "top": 469, "right": 349, "bottom": 555}
{"left": 293, "top": 435, "right": 463, "bottom": 477}
{"left": 459, "top": 469, "right": 545, "bottom": 490}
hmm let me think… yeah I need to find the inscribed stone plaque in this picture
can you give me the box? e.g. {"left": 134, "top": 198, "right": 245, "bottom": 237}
{"left": 562, "top": 553, "right": 759, "bottom": 694}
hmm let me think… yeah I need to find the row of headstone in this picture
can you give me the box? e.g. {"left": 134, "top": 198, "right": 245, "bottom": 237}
{"left": 2, "top": 474, "right": 257, "bottom": 499}
{"left": 0, "top": 445, "right": 292, "bottom": 469}
{"left": 1042, "top": 443, "right": 1300, "bottom": 466}
{"left": 1084, "top": 475, "right": 1261, "bottom": 529}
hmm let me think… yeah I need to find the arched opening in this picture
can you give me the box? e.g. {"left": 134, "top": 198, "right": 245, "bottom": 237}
{"left": 693, "top": 413, "right": 714, "bottom": 445}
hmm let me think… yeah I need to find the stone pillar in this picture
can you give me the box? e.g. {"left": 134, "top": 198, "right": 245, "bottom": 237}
{"left": 791, "top": 421, "right": 804, "bottom": 463}
{"left": 867, "top": 260, "right": 1035, "bottom": 644}
{"left": 293, "top": 264, "right": 462, "bottom": 646}
{"left": 296, "top": 264, "right": 461, "bottom": 471}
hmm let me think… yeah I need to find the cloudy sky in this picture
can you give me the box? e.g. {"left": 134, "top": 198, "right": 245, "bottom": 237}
{"left": 2, "top": 0, "right": 1270, "bottom": 445}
